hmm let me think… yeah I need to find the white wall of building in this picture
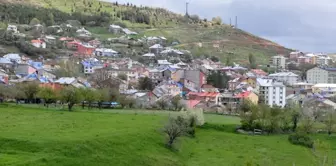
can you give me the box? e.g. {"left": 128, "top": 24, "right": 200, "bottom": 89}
{"left": 307, "top": 67, "right": 329, "bottom": 84}
{"left": 272, "top": 56, "right": 286, "bottom": 69}
{"left": 265, "top": 85, "right": 286, "bottom": 108}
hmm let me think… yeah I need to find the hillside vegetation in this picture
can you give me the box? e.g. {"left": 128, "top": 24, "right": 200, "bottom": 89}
{"left": 0, "top": 105, "right": 335, "bottom": 166}
{"left": 0, "top": 0, "right": 292, "bottom": 64}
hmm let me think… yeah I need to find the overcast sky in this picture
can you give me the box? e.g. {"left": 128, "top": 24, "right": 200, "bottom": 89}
{"left": 106, "top": 0, "right": 336, "bottom": 53}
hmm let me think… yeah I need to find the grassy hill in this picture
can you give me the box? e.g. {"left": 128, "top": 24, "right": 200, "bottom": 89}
{"left": 0, "top": 0, "right": 292, "bottom": 65}
{"left": 0, "top": 105, "right": 335, "bottom": 166}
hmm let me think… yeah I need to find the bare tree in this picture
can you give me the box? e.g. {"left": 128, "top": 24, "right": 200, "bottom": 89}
{"left": 89, "top": 68, "right": 110, "bottom": 88}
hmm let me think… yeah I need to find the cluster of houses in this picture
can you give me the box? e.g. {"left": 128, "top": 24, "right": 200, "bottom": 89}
{"left": 272, "top": 52, "right": 333, "bottom": 70}
{"left": 3, "top": 23, "right": 336, "bottom": 111}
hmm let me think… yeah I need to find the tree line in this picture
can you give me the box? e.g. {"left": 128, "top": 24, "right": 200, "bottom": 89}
{"left": 0, "top": 82, "right": 134, "bottom": 111}
{"left": 0, "top": 4, "right": 111, "bottom": 26}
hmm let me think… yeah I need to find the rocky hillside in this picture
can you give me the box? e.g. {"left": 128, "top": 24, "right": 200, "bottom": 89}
{"left": 0, "top": 0, "right": 292, "bottom": 65}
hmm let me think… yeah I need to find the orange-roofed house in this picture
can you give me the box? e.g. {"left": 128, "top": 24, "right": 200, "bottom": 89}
{"left": 31, "top": 39, "right": 46, "bottom": 48}
{"left": 251, "top": 69, "right": 268, "bottom": 77}
{"left": 235, "top": 91, "right": 258, "bottom": 104}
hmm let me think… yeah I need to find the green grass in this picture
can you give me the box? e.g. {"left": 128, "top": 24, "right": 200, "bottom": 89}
{"left": 0, "top": 105, "right": 335, "bottom": 166}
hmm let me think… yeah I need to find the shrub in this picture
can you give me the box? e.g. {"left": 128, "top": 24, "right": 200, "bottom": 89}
{"left": 288, "top": 133, "right": 314, "bottom": 148}
{"left": 163, "top": 115, "right": 189, "bottom": 148}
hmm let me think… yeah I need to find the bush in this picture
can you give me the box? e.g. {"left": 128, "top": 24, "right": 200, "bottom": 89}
{"left": 288, "top": 133, "right": 314, "bottom": 148}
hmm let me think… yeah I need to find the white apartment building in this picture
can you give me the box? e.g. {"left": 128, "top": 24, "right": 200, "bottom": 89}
{"left": 257, "top": 78, "right": 286, "bottom": 107}
{"left": 271, "top": 55, "right": 286, "bottom": 69}
{"left": 307, "top": 67, "right": 336, "bottom": 84}
{"left": 268, "top": 72, "right": 299, "bottom": 85}
{"left": 316, "top": 56, "right": 332, "bottom": 66}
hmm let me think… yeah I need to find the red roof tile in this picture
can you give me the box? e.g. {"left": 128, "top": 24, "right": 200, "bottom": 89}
{"left": 235, "top": 91, "right": 251, "bottom": 98}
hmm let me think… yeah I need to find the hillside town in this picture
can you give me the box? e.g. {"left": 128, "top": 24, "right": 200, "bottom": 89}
{"left": 1, "top": 23, "right": 336, "bottom": 112}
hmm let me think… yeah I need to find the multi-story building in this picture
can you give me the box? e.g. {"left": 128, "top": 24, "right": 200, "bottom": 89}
{"left": 316, "top": 55, "right": 332, "bottom": 66}
{"left": 268, "top": 72, "right": 299, "bottom": 85}
{"left": 256, "top": 78, "right": 286, "bottom": 107}
{"left": 289, "top": 51, "right": 304, "bottom": 60}
{"left": 271, "top": 55, "right": 286, "bottom": 69}
{"left": 307, "top": 67, "right": 336, "bottom": 84}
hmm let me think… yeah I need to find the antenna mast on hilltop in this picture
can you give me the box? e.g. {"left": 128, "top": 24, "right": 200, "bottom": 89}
{"left": 186, "top": 2, "right": 189, "bottom": 17}
{"left": 235, "top": 16, "right": 238, "bottom": 28}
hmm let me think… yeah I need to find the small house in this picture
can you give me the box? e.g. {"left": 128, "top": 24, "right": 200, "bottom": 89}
{"left": 76, "top": 28, "right": 91, "bottom": 36}
{"left": 0, "top": 69, "right": 9, "bottom": 84}
{"left": 122, "top": 28, "right": 138, "bottom": 35}
{"left": 82, "top": 58, "right": 105, "bottom": 74}
{"left": 157, "top": 60, "right": 172, "bottom": 67}
{"left": 88, "top": 39, "right": 101, "bottom": 48}
{"left": 3, "top": 54, "right": 21, "bottom": 64}
{"left": 94, "top": 48, "right": 118, "bottom": 57}
{"left": 7, "top": 25, "right": 18, "bottom": 33}
{"left": 31, "top": 39, "right": 46, "bottom": 48}
{"left": 109, "top": 24, "right": 122, "bottom": 34}
{"left": 0, "top": 58, "right": 13, "bottom": 68}
{"left": 149, "top": 44, "right": 164, "bottom": 55}
{"left": 15, "top": 64, "right": 37, "bottom": 76}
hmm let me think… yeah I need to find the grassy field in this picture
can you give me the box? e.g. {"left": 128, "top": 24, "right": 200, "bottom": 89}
{"left": 0, "top": 105, "right": 335, "bottom": 166}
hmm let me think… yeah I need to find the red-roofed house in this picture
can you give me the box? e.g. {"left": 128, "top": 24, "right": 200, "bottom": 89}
{"left": 251, "top": 69, "right": 268, "bottom": 77}
{"left": 31, "top": 39, "right": 46, "bottom": 48}
{"left": 67, "top": 41, "right": 95, "bottom": 57}
{"left": 187, "top": 92, "right": 220, "bottom": 105}
{"left": 235, "top": 91, "right": 258, "bottom": 104}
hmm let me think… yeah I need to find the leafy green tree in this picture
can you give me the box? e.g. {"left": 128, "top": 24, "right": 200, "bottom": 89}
{"left": 323, "top": 110, "right": 336, "bottom": 136}
{"left": 47, "top": 13, "right": 55, "bottom": 26}
{"left": 163, "top": 116, "right": 189, "bottom": 148}
{"left": 171, "top": 96, "right": 182, "bottom": 111}
{"left": 60, "top": 87, "right": 82, "bottom": 111}
{"left": 117, "top": 73, "right": 128, "bottom": 81}
{"left": 248, "top": 53, "right": 257, "bottom": 69}
{"left": 19, "top": 82, "right": 40, "bottom": 103}
{"left": 37, "top": 87, "right": 57, "bottom": 108}
{"left": 206, "top": 71, "right": 230, "bottom": 89}
{"left": 210, "top": 56, "right": 219, "bottom": 62}
{"left": 138, "top": 77, "right": 154, "bottom": 91}
{"left": 156, "top": 98, "right": 168, "bottom": 110}
{"left": 80, "top": 88, "right": 98, "bottom": 109}
{"left": 96, "top": 88, "right": 110, "bottom": 109}
{"left": 225, "top": 56, "right": 234, "bottom": 66}
{"left": 29, "top": 18, "right": 41, "bottom": 26}
{"left": 117, "top": 95, "right": 133, "bottom": 108}
{"left": 212, "top": 16, "right": 222, "bottom": 25}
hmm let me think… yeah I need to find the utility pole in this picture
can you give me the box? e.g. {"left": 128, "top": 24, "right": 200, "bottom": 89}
{"left": 186, "top": 2, "right": 189, "bottom": 17}
{"left": 229, "top": 18, "right": 232, "bottom": 26}
{"left": 235, "top": 16, "right": 238, "bottom": 28}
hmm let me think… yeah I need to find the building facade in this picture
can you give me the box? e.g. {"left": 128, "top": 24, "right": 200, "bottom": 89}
{"left": 268, "top": 72, "right": 299, "bottom": 85}
{"left": 307, "top": 67, "right": 336, "bottom": 84}
{"left": 257, "top": 78, "right": 286, "bottom": 107}
{"left": 271, "top": 55, "right": 286, "bottom": 69}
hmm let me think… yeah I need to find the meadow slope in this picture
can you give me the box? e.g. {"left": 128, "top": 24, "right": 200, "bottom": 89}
{"left": 0, "top": 105, "right": 335, "bottom": 166}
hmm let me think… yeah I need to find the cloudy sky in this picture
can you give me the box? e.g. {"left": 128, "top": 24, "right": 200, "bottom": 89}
{"left": 106, "top": 0, "right": 335, "bottom": 53}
